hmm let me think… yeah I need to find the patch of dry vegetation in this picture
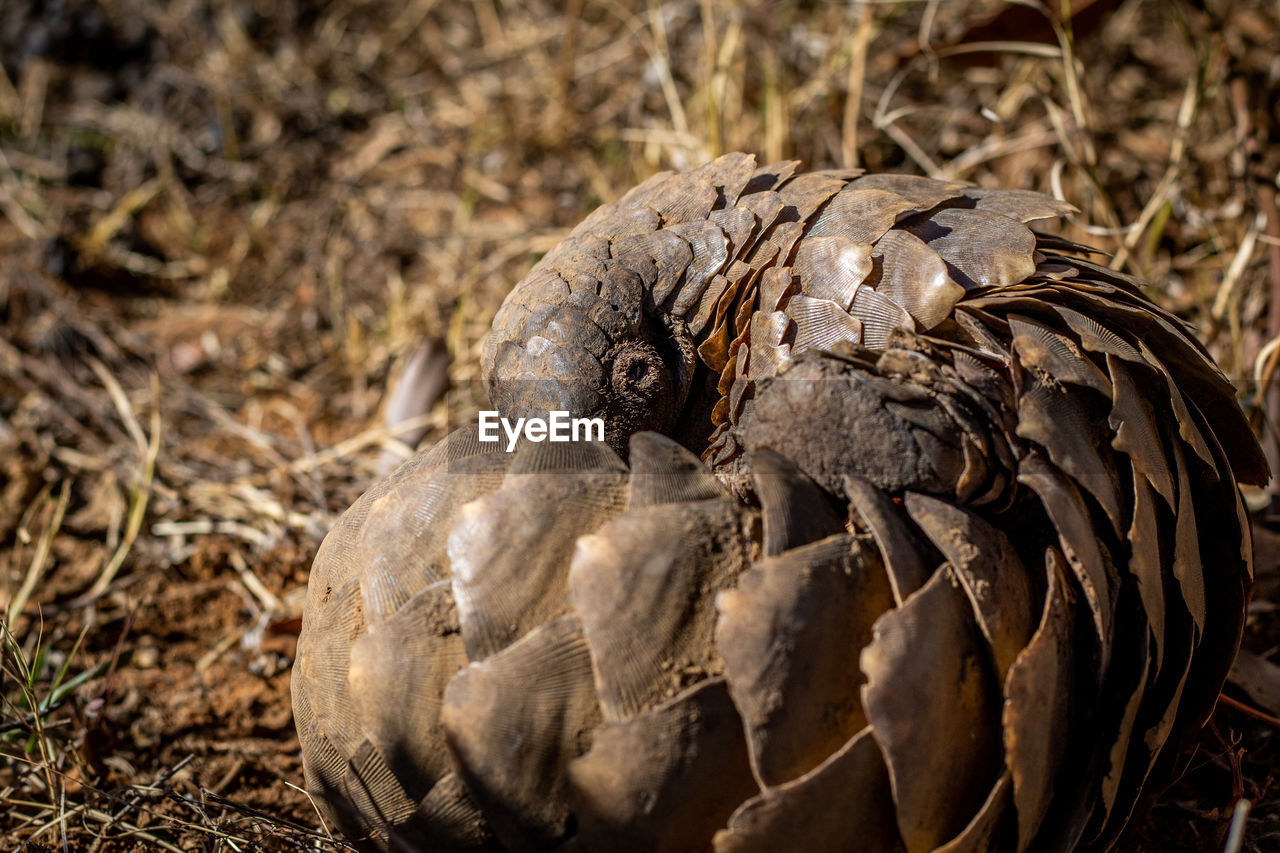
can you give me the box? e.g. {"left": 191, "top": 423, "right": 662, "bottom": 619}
{"left": 1, "top": 0, "right": 1278, "bottom": 849}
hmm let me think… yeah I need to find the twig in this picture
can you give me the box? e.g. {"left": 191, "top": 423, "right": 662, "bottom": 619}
{"left": 88, "top": 755, "right": 196, "bottom": 853}
{"left": 288, "top": 411, "right": 439, "bottom": 475}
{"left": 7, "top": 480, "right": 71, "bottom": 627}
{"left": 1218, "top": 693, "right": 1280, "bottom": 730}
{"left": 228, "top": 550, "right": 284, "bottom": 614}
{"left": 841, "top": 2, "right": 875, "bottom": 169}
{"left": 73, "top": 367, "right": 161, "bottom": 605}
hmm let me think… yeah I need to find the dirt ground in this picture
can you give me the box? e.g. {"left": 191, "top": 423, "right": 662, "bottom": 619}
{"left": 1, "top": 0, "right": 1278, "bottom": 850}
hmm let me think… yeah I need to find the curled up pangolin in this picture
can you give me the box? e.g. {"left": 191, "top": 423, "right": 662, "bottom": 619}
{"left": 292, "top": 154, "right": 1267, "bottom": 852}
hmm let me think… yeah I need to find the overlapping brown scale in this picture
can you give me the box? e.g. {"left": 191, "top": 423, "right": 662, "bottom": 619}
{"left": 569, "top": 493, "right": 751, "bottom": 722}
{"left": 1153, "top": 411, "right": 1252, "bottom": 779}
{"left": 772, "top": 171, "right": 860, "bottom": 227}
{"left": 746, "top": 310, "right": 791, "bottom": 382}
{"left": 742, "top": 225, "right": 778, "bottom": 268}
{"left": 1090, "top": 591, "right": 1169, "bottom": 845}
{"left": 625, "top": 431, "right": 725, "bottom": 508}
{"left": 295, "top": 429, "right": 511, "bottom": 852}
{"left": 534, "top": 301, "right": 618, "bottom": 363}
{"left": 871, "top": 229, "right": 965, "bottom": 330}
{"left": 843, "top": 475, "right": 935, "bottom": 604}
{"left": 690, "top": 151, "right": 759, "bottom": 210}
{"left": 860, "top": 566, "right": 1003, "bottom": 853}
{"left": 647, "top": 170, "right": 721, "bottom": 226}
{"left": 1094, "top": 641, "right": 1151, "bottom": 847}
{"left": 1051, "top": 273, "right": 1145, "bottom": 303}
{"left": 760, "top": 220, "right": 808, "bottom": 269}
{"left": 291, "top": 685, "right": 351, "bottom": 823}
{"left": 727, "top": 346, "right": 754, "bottom": 424}
{"left": 1006, "top": 276, "right": 1184, "bottom": 348}
{"left": 1112, "top": 629, "right": 1196, "bottom": 839}
{"left": 720, "top": 346, "right": 753, "bottom": 413}
{"left": 1032, "top": 233, "right": 1105, "bottom": 256}
{"left": 808, "top": 187, "right": 920, "bottom": 241}
{"left": 991, "top": 280, "right": 1051, "bottom": 296}
{"left": 952, "top": 306, "right": 1012, "bottom": 357}
{"left": 521, "top": 297, "right": 614, "bottom": 362}
{"left": 496, "top": 334, "right": 605, "bottom": 399}
{"left": 1168, "top": 438, "right": 1207, "bottom": 633}
{"left": 904, "top": 493, "right": 1035, "bottom": 680}
{"left": 710, "top": 206, "right": 761, "bottom": 261}
{"left": 1002, "top": 548, "right": 1077, "bottom": 850}
{"left": 348, "top": 580, "right": 469, "bottom": 800}
{"left": 1057, "top": 256, "right": 1152, "bottom": 300}
{"left": 720, "top": 286, "right": 761, "bottom": 395}
{"left": 687, "top": 272, "right": 732, "bottom": 338}
{"left": 847, "top": 173, "right": 968, "bottom": 211}
{"left": 534, "top": 232, "right": 610, "bottom": 287}
{"left": 541, "top": 204, "right": 656, "bottom": 276}
{"left": 356, "top": 453, "right": 510, "bottom": 627}
{"left": 964, "top": 188, "right": 1078, "bottom": 223}
{"left": 567, "top": 678, "right": 757, "bottom": 853}
{"left": 1122, "top": 471, "right": 1166, "bottom": 679}
{"left": 1007, "top": 314, "right": 1111, "bottom": 397}
{"left": 786, "top": 293, "right": 864, "bottom": 352}
{"left": 616, "top": 169, "right": 675, "bottom": 209}
{"left": 1016, "top": 380, "right": 1125, "bottom": 537}
{"left": 709, "top": 393, "right": 732, "bottom": 431}
{"left": 610, "top": 228, "right": 694, "bottom": 309}
{"left": 737, "top": 189, "right": 787, "bottom": 241}
{"left": 1033, "top": 261, "right": 1082, "bottom": 281}
{"left": 757, "top": 266, "right": 795, "bottom": 314}
{"left": 324, "top": 739, "right": 420, "bottom": 845}
{"left": 1133, "top": 339, "right": 1218, "bottom": 477}
{"left": 750, "top": 446, "right": 844, "bottom": 555}
{"left": 603, "top": 204, "right": 663, "bottom": 241}
{"left": 717, "top": 534, "right": 894, "bottom": 787}
{"left": 710, "top": 247, "right": 775, "bottom": 382}
{"left": 1107, "top": 357, "right": 1177, "bottom": 506}
{"left": 694, "top": 260, "right": 751, "bottom": 363}
{"left": 348, "top": 740, "right": 422, "bottom": 824}
{"left": 712, "top": 728, "right": 903, "bottom": 853}
{"left": 441, "top": 616, "right": 600, "bottom": 851}
{"left": 1017, "top": 457, "right": 1115, "bottom": 675}
{"left": 904, "top": 208, "right": 1037, "bottom": 290}
{"left": 552, "top": 246, "right": 620, "bottom": 294}
{"left": 397, "top": 773, "right": 501, "bottom": 853}
{"left": 948, "top": 347, "right": 1010, "bottom": 410}
{"left": 739, "top": 351, "right": 969, "bottom": 500}
{"left": 666, "top": 220, "right": 731, "bottom": 317}
{"left": 1191, "top": 399, "right": 1254, "bottom": 572}
{"left": 448, "top": 442, "right": 628, "bottom": 661}
{"left": 850, "top": 286, "right": 914, "bottom": 349}
{"left": 296, "top": 574, "right": 368, "bottom": 760}
{"left": 791, "top": 234, "right": 872, "bottom": 309}
{"left": 957, "top": 433, "right": 997, "bottom": 506}
{"left": 743, "top": 160, "right": 801, "bottom": 195}
{"left": 301, "top": 453, "right": 409, "bottom": 611}
{"left": 933, "top": 774, "right": 1014, "bottom": 853}
{"left": 1009, "top": 285, "right": 1264, "bottom": 483}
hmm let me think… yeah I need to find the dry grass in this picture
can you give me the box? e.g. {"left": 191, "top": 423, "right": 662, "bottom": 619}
{"left": 1, "top": 0, "right": 1278, "bottom": 849}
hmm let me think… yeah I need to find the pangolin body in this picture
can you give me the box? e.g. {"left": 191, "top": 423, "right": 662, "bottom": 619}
{"left": 293, "top": 154, "right": 1267, "bottom": 853}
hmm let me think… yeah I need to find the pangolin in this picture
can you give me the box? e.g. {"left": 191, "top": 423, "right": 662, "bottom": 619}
{"left": 293, "top": 153, "right": 1267, "bottom": 853}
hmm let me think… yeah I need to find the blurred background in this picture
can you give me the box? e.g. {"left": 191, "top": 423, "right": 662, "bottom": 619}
{"left": 1, "top": 0, "right": 1278, "bottom": 849}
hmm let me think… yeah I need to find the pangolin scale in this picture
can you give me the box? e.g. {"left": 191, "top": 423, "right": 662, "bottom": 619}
{"left": 293, "top": 154, "right": 1267, "bottom": 853}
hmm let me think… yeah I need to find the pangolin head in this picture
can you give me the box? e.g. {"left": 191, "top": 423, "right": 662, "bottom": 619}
{"left": 482, "top": 259, "right": 697, "bottom": 457}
